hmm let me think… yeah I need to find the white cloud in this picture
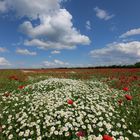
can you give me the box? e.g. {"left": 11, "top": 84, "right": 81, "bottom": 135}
{"left": 24, "top": 39, "right": 76, "bottom": 50}
{"left": 0, "top": 47, "right": 7, "bottom": 52}
{"left": 90, "top": 41, "right": 140, "bottom": 65}
{"left": 16, "top": 48, "right": 37, "bottom": 55}
{"left": 0, "top": 0, "right": 60, "bottom": 19}
{"left": 42, "top": 59, "right": 92, "bottom": 68}
{"left": 120, "top": 28, "right": 140, "bottom": 38}
{"left": 0, "top": 57, "right": 11, "bottom": 66}
{"left": 54, "top": 59, "right": 69, "bottom": 65}
{"left": 42, "top": 59, "right": 69, "bottom": 67}
{"left": 94, "top": 7, "right": 114, "bottom": 20}
{"left": 86, "top": 20, "right": 91, "bottom": 30}
{"left": 42, "top": 60, "right": 55, "bottom": 67}
{"left": 51, "top": 50, "right": 61, "bottom": 54}
{"left": 0, "top": 1, "right": 7, "bottom": 12}
{"left": 21, "top": 9, "right": 90, "bottom": 50}
{"left": 1, "top": 0, "right": 90, "bottom": 50}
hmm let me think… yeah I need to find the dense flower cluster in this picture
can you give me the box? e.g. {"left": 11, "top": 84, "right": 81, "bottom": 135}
{"left": 0, "top": 78, "right": 139, "bottom": 140}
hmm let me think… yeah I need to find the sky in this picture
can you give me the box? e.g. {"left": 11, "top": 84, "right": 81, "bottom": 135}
{"left": 0, "top": 0, "right": 140, "bottom": 68}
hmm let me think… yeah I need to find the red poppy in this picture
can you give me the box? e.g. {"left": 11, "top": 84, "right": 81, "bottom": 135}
{"left": 18, "top": 85, "right": 25, "bottom": 89}
{"left": 125, "top": 94, "right": 132, "bottom": 100}
{"left": 122, "top": 87, "right": 129, "bottom": 91}
{"left": 67, "top": 99, "right": 73, "bottom": 105}
{"left": 76, "top": 131, "right": 85, "bottom": 137}
{"left": 133, "top": 76, "right": 138, "bottom": 80}
{"left": 9, "top": 75, "right": 18, "bottom": 81}
{"left": 102, "top": 134, "right": 113, "bottom": 140}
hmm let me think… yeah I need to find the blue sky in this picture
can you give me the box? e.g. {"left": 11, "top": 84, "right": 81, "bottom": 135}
{"left": 0, "top": 0, "right": 140, "bottom": 68}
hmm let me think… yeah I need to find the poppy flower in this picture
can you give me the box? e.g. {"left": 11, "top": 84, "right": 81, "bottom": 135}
{"left": 13, "top": 77, "right": 18, "bottom": 80}
{"left": 133, "top": 76, "right": 138, "bottom": 80}
{"left": 122, "top": 87, "right": 129, "bottom": 91}
{"left": 76, "top": 131, "right": 85, "bottom": 137}
{"left": 9, "top": 75, "right": 18, "bottom": 81}
{"left": 102, "top": 134, "right": 113, "bottom": 140}
{"left": 67, "top": 99, "right": 73, "bottom": 105}
{"left": 125, "top": 94, "right": 132, "bottom": 100}
{"left": 18, "top": 85, "right": 25, "bottom": 89}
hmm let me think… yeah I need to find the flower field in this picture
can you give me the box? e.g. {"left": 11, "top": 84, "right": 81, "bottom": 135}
{"left": 0, "top": 69, "right": 140, "bottom": 140}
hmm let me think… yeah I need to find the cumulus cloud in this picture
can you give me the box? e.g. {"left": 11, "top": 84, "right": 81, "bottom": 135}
{"left": 0, "top": 0, "right": 60, "bottom": 19}
{"left": 42, "top": 59, "right": 92, "bottom": 68}
{"left": 24, "top": 39, "right": 76, "bottom": 50}
{"left": 94, "top": 7, "right": 114, "bottom": 20}
{"left": 54, "top": 59, "right": 69, "bottom": 65}
{"left": 51, "top": 50, "right": 61, "bottom": 54}
{"left": 42, "top": 59, "right": 69, "bottom": 67}
{"left": 120, "top": 28, "right": 140, "bottom": 38}
{"left": 0, "top": 1, "right": 7, "bottom": 12}
{"left": 90, "top": 41, "right": 140, "bottom": 65}
{"left": 16, "top": 48, "right": 37, "bottom": 55}
{"left": 24, "top": 30, "right": 90, "bottom": 49}
{"left": 0, "top": 57, "right": 11, "bottom": 66}
{"left": 1, "top": 0, "right": 90, "bottom": 50}
{"left": 21, "top": 9, "right": 90, "bottom": 50}
{"left": 0, "top": 47, "right": 8, "bottom": 52}
{"left": 85, "top": 20, "right": 91, "bottom": 30}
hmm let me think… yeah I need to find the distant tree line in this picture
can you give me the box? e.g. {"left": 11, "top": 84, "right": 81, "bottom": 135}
{"left": 41, "top": 62, "right": 140, "bottom": 69}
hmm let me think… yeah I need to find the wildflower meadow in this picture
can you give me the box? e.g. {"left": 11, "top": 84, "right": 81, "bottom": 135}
{"left": 0, "top": 69, "right": 140, "bottom": 140}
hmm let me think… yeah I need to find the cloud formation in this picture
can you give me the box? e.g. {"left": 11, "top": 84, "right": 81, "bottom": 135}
{"left": 0, "top": 0, "right": 90, "bottom": 50}
{"left": 120, "top": 28, "right": 140, "bottom": 38}
{"left": 0, "top": 1, "right": 7, "bottom": 12}
{"left": 16, "top": 48, "right": 37, "bottom": 55}
{"left": 86, "top": 20, "right": 91, "bottom": 30}
{"left": 42, "top": 59, "right": 69, "bottom": 67}
{"left": 0, "top": 0, "right": 60, "bottom": 18}
{"left": 0, "top": 57, "right": 11, "bottom": 66}
{"left": 94, "top": 7, "right": 114, "bottom": 20}
{"left": 51, "top": 50, "right": 61, "bottom": 54}
{"left": 90, "top": 41, "right": 140, "bottom": 65}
